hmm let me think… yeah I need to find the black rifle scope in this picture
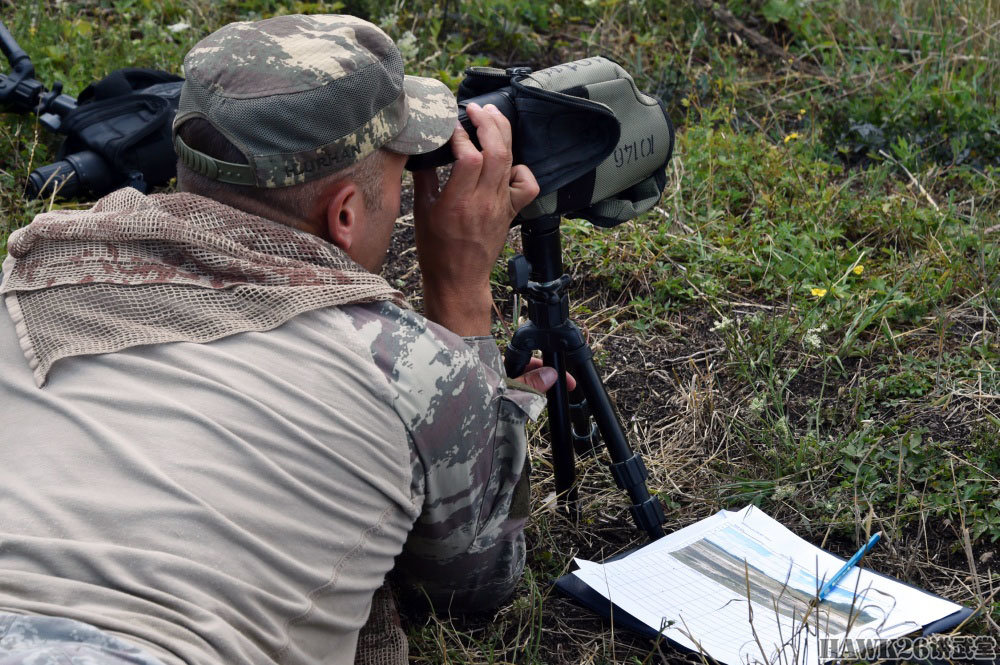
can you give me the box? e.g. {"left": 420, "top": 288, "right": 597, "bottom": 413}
{"left": 27, "top": 151, "right": 117, "bottom": 199}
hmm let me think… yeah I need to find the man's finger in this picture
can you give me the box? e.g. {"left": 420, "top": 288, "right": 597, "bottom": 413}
{"left": 412, "top": 167, "right": 440, "bottom": 209}
{"left": 443, "top": 115, "right": 484, "bottom": 195}
{"left": 468, "top": 103, "right": 513, "bottom": 191}
{"left": 508, "top": 164, "right": 540, "bottom": 214}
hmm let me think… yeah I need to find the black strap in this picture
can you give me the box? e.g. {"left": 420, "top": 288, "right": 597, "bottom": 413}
{"left": 77, "top": 68, "right": 183, "bottom": 105}
{"left": 88, "top": 69, "right": 132, "bottom": 100}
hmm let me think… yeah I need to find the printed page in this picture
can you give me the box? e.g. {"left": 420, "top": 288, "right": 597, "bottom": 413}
{"left": 572, "top": 506, "right": 962, "bottom": 665}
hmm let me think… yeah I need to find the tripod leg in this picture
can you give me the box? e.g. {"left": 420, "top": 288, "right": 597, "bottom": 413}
{"left": 503, "top": 324, "right": 578, "bottom": 523}
{"left": 543, "top": 349, "right": 578, "bottom": 522}
{"left": 571, "top": 353, "right": 665, "bottom": 539}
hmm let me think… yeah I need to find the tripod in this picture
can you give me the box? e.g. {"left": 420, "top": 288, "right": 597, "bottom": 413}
{"left": 503, "top": 214, "right": 665, "bottom": 540}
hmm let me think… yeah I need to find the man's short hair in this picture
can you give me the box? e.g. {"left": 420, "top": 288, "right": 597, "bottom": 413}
{"left": 175, "top": 118, "right": 386, "bottom": 222}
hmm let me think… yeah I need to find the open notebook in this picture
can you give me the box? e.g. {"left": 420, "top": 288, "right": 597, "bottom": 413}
{"left": 557, "top": 506, "right": 971, "bottom": 665}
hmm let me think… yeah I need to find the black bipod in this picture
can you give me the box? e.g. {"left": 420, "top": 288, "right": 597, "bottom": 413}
{"left": 0, "top": 21, "right": 76, "bottom": 127}
{"left": 504, "top": 214, "right": 665, "bottom": 540}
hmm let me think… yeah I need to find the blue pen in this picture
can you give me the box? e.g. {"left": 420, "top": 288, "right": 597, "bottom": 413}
{"left": 817, "top": 532, "right": 882, "bottom": 602}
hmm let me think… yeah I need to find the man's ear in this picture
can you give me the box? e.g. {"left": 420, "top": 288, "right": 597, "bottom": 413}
{"left": 325, "top": 181, "right": 362, "bottom": 252}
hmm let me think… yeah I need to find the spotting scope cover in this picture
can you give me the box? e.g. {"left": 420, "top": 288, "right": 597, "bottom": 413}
{"left": 408, "top": 57, "right": 674, "bottom": 228}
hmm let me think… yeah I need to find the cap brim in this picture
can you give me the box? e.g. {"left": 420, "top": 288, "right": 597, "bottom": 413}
{"left": 382, "top": 76, "right": 457, "bottom": 155}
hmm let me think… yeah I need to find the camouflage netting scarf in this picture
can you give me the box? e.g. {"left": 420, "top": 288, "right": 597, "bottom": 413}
{"left": 1, "top": 187, "right": 407, "bottom": 387}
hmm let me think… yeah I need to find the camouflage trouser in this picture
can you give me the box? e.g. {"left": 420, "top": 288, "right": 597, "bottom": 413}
{"left": 0, "top": 613, "right": 167, "bottom": 665}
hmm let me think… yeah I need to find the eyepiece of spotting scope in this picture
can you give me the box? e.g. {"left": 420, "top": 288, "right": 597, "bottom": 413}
{"left": 405, "top": 88, "right": 517, "bottom": 172}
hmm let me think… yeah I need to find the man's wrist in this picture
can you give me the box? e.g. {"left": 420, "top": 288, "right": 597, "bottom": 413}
{"left": 422, "top": 282, "right": 494, "bottom": 336}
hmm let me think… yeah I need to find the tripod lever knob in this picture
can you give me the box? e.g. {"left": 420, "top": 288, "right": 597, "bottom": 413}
{"left": 526, "top": 274, "right": 571, "bottom": 304}
{"left": 507, "top": 255, "right": 531, "bottom": 291}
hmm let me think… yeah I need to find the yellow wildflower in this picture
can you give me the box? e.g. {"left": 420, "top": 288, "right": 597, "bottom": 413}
{"left": 852, "top": 265, "right": 864, "bottom": 275}
{"left": 811, "top": 288, "right": 828, "bottom": 297}
{"left": 784, "top": 132, "right": 800, "bottom": 143}
{"left": 798, "top": 108, "right": 806, "bottom": 116}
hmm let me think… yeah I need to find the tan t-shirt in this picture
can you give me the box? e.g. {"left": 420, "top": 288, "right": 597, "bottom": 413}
{"left": 0, "top": 299, "right": 543, "bottom": 665}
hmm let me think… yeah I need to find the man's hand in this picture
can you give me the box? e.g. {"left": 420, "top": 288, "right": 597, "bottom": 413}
{"left": 412, "top": 102, "right": 539, "bottom": 337}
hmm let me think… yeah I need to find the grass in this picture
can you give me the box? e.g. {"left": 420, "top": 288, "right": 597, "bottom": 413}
{"left": 3, "top": 0, "right": 998, "bottom": 662}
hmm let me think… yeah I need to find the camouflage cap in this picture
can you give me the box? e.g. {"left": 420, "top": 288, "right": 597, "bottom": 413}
{"left": 172, "top": 14, "right": 457, "bottom": 188}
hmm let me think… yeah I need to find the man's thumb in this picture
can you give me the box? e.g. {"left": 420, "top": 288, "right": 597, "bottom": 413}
{"left": 519, "top": 366, "right": 557, "bottom": 393}
{"left": 412, "top": 167, "right": 440, "bottom": 204}
{"left": 508, "top": 164, "right": 540, "bottom": 213}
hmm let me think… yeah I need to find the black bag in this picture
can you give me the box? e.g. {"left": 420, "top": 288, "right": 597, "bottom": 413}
{"left": 31, "top": 68, "right": 183, "bottom": 198}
